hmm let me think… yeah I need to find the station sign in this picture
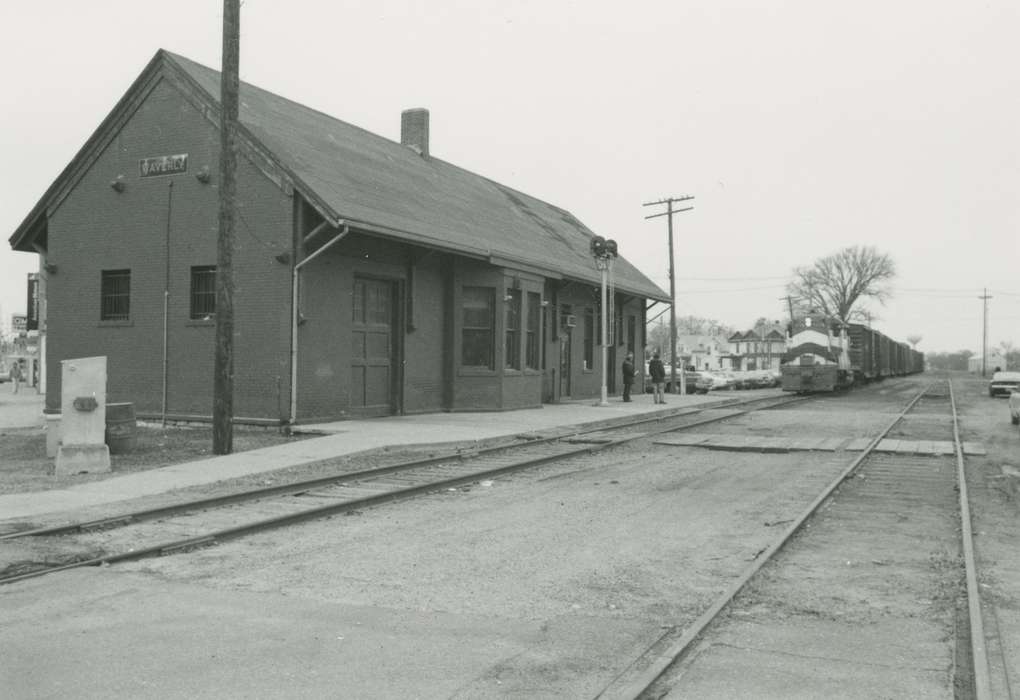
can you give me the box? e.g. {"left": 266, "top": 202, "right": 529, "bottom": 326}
{"left": 139, "top": 153, "right": 188, "bottom": 178}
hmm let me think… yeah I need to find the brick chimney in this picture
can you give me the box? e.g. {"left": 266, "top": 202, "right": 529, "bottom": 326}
{"left": 401, "top": 108, "right": 429, "bottom": 157}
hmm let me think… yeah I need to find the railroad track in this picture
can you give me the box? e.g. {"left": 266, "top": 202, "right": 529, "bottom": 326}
{"left": 0, "top": 392, "right": 806, "bottom": 586}
{"left": 595, "top": 378, "right": 1008, "bottom": 700}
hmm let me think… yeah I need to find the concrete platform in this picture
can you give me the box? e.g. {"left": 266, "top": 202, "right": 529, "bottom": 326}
{"left": 0, "top": 391, "right": 736, "bottom": 522}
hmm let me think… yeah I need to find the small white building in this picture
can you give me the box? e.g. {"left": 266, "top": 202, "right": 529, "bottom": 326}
{"left": 676, "top": 334, "right": 736, "bottom": 371}
{"left": 968, "top": 354, "right": 1006, "bottom": 373}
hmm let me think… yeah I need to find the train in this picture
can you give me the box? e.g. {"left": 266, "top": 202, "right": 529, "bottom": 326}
{"left": 780, "top": 311, "right": 924, "bottom": 392}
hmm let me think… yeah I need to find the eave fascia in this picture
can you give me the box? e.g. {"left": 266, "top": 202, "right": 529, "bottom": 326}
{"left": 8, "top": 51, "right": 169, "bottom": 251}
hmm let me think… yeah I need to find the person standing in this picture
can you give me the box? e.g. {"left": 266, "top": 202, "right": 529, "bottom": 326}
{"left": 649, "top": 352, "right": 667, "bottom": 404}
{"left": 10, "top": 360, "right": 22, "bottom": 394}
{"left": 621, "top": 352, "right": 636, "bottom": 402}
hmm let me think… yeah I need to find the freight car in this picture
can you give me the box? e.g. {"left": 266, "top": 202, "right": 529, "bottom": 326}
{"left": 781, "top": 312, "right": 924, "bottom": 392}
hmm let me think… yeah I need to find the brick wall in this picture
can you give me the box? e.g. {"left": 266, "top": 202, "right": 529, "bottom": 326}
{"left": 46, "top": 78, "right": 292, "bottom": 421}
{"left": 297, "top": 233, "right": 448, "bottom": 421}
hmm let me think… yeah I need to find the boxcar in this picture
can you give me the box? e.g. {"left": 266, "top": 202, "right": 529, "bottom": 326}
{"left": 783, "top": 315, "right": 924, "bottom": 393}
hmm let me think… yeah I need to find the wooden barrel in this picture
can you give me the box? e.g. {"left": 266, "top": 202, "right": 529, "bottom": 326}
{"left": 105, "top": 402, "right": 137, "bottom": 454}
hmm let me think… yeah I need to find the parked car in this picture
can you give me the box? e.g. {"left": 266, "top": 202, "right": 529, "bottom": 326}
{"left": 644, "top": 365, "right": 700, "bottom": 394}
{"left": 729, "top": 370, "right": 752, "bottom": 389}
{"left": 678, "top": 370, "right": 703, "bottom": 394}
{"left": 740, "top": 370, "right": 777, "bottom": 389}
{"left": 989, "top": 371, "right": 1020, "bottom": 397}
{"left": 1009, "top": 386, "right": 1020, "bottom": 425}
{"left": 695, "top": 371, "right": 736, "bottom": 393}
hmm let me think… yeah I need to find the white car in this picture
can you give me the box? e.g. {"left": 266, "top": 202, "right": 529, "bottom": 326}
{"left": 989, "top": 371, "right": 1020, "bottom": 397}
{"left": 1009, "top": 387, "right": 1020, "bottom": 425}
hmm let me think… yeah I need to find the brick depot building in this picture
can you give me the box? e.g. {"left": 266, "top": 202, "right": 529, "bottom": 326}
{"left": 9, "top": 50, "right": 668, "bottom": 424}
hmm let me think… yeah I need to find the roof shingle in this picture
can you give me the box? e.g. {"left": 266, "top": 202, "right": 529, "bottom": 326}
{"left": 166, "top": 51, "right": 667, "bottom": 301}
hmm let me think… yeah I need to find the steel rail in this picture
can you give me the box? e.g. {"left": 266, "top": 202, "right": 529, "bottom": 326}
{"left": 0, "top": 394, "right": 807, "bottom": 586}
{"left": 949, "top": 379, "right": 992, "bottom": 700}
{"left": 2, "top": 393, "right": 804, "bottom": 542}
{"left": 593, "top": 381, "right": 940, "bottom": 700}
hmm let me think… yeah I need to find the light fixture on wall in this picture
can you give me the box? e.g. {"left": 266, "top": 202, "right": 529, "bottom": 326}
{"left": 540, "top": 300, "right": 550, "bottom": 307}
{"left": 44, "top": 262, "right": 58, "bottom": 274}
{"left": 195, "top": 166, "right": 211, "bottom": 184}
{"left": 274, "top": 252, "right": 291, "bottom": 264}
{"left": 110, "top": 175, "right": 126, "bottom": 192}
{"left": 503, "top": 294, "right": 514, "bottom": 302}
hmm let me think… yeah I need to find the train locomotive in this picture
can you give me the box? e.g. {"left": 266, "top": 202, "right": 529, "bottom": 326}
{"left": 780, "top": 311, "right": 924, "bottom": 392}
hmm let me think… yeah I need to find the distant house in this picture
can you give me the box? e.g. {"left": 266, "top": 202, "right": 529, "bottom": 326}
{"left": 727, "top": 327, "right": 786, "bottom": 371}
{"left": 675, "top": 334, "right": 736, "bottom": 371}
{"left": 8, "top": 49, "right": 668, "bottom": 424}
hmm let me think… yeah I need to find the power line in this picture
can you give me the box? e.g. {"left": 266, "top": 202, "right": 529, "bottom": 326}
{"left": 675, "top": 284, "right": 787, "bottom": 294}
{"left": 643, "top": 194, "right": 694, "bottom": 393}
{"left": 678, "top": 275, "right": 790, "bottom": 282}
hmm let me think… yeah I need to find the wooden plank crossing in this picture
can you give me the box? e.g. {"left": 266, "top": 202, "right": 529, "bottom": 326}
{"left": 963, "top": 442, "right": 987, "bottom": 456}
{"left": 873, "top": 440, "right": 957, "bottom": 455}
{"left": 563, "top": 432, "right": 623, "bottom": 444}
{"left": 653, "top": 434, "right": 844, "bottom": 453}
{"left": 845, "top": 438, "right": 873, "bottom": 451}
{"left": 654, "top": 434, "right": 985, "bottom": 455}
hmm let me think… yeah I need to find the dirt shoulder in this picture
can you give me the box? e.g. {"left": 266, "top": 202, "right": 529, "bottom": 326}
{"left": 951, "top": 372, "right": 1020, "bottom": 696}
{"left": 0, "top": 423, "right": 314, "bottom": 495}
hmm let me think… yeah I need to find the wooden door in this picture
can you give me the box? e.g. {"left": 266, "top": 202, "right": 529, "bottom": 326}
{"left": 559, "top": 331, "right": 572, "bottom": 397}
{"left": 351, "top": 277, "right": 395, "bottom": 416}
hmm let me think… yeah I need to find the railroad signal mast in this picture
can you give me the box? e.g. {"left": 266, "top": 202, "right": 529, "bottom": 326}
{"left": 590, "top": 235, "right": 619, "bottom": 407}
{"left": 643, "top": 195, "right": 694, "bottom": 394}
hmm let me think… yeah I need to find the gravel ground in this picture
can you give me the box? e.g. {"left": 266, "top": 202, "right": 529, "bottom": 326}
{"left": 0, "top": 422, "right": 313, "bottom": 495}
{"left": 952, "top": 374, "right": 1020, "bottom": 697}
{"left": 2, "top": 373, "right": 1017, "bottom": 699}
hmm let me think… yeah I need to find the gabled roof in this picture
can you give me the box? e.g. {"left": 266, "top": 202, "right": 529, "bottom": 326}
{"left": 10, "top": 49, "right": 668, "bottom": 302}
{"left": 729, "top": 328, "right": 786, "bottom": 342}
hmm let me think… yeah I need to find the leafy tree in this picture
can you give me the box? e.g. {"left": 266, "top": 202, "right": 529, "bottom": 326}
{"left": 787, "top": 246, "right": 896, "bottom": 323}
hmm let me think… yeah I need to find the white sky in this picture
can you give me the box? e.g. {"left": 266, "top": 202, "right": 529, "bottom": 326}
{"left": 1, "top": 0, "right": 1017, "bottom": 354}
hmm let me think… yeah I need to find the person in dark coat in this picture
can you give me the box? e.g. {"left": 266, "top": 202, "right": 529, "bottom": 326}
{"left": 649, "top": 352, "right": 667, "bottom": 404}
{"left": 621, "top": 352, "right": 636, "bottom": 402}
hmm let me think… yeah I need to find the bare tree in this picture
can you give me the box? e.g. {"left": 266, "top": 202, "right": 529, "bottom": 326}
{"left": 1000, "top": 340, "right": 1017, "bottom": 370}
{"left": 787, "top": 246, "right": 896, "bottom": 323}
{"left": 906, "top": 334, "right": 922, "bottom": 348}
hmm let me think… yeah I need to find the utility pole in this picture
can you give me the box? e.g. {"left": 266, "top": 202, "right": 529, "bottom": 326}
{"left": 213, "top": 0, "right": 240, "bottom": 455}
{"left": 643, "top": 195, "right": 694, "bottom": 394}
{"left": 979, "top": 288, "right": 992, "bottom": 377}
{"left": 780, "top": 295, "right": 797, "bottom": 323}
